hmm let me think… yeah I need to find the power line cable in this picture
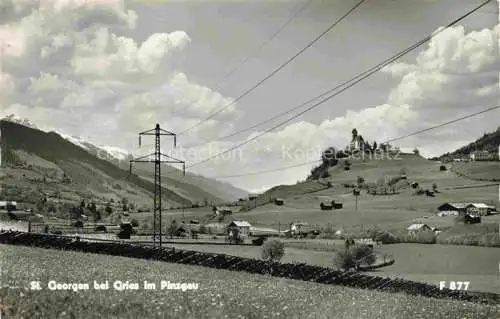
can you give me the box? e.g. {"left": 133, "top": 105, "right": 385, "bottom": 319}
{"left": 384, "top": 105, "right": 500, "bottom": 144}
{"left": 185, "top": 0, "right": 494, "bottom": 169}
{"left": 211, "top": 0, "right": 315, "bottom": 91}
{"left": 214, "top": 160, "right": 322, "bottom": 178}
{"left": 181, "top": 0, "right": 495, "bottom": 149}
{"left": 178, "top": 0, "right": 367, "bottom": 136}
{"left": 210, "top": 104, "right": 500, "bottom": 178}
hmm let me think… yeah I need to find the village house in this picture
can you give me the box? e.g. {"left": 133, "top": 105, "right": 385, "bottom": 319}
{"left": 213, "top": 206, "right": 233, "bottom": 216}
{"left": 320, "top": 201, "right": 333, "bottom": 210}
{"left": 290, "top": 222, "right": 309, "bottom": 236}
{"left": 438, "top": 202, "right": 496, "bottom": 217}
{"left": 407, "top": 223, "right": 432, "bottom": 234}
{"left": 227, "top": 220, "right": 252, "bottom": 238}
{"left": 437, "top": 203, "right": 467, "bottom": 216}
{"left": 469, "top": 151, "right": 494, "bottom": 161}
{"left": 0, "top": 201, "right": 17, "bottom": 211}
{"left": 466, "top": 203, "right": 494, "bottom": 216}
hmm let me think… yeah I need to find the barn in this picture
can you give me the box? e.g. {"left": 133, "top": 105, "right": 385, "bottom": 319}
{"left": 407, "top": 223, "right": 432, "bottom": 234}
{"left": 214, "top": 206, "right": 233, "bottom": 216}
{"left": 290, "top": 222, "right": 309, "bottom": 237}
{"left": 0, "top": 201, "right": 17, "bottom": 211}
{"left": 320, "top": 201, "right": 333, "bottom": 210}
{"left": 331, "top": 200, "right": 343, "bottom": 209}
{"left": 465, "top": 203, "right": 490, "bottom": 216}
{"left": 228, "top": 220, "right": 252, "bottom": 237}
{"left": 437, "top": 203, "right": 467, "bottom": 216}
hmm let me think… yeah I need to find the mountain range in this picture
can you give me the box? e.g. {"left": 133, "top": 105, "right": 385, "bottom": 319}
{"left": 0, "top": 115, "right": 248, "bottom": 210}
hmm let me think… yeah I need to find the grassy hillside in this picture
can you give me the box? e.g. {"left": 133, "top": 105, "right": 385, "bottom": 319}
{"left": 80, "top": 137, "right": 248, "bottom": 204}
{"left": 1, "top": 244, "right": 498, "bottom": 318}
{"left": 0, "top": 120, "right": 191, "bottom": 208}
{"left": 451, "top": 161, "right": 500, "bottom": 182}
{"left": 231, "top": 153, "right": 499, "bottom": 233}
{"left": 131, "top": 164, "right": 241, "bottom": 206}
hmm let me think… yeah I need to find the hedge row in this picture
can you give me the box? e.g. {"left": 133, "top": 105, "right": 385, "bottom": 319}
{"left": 0, "top": 231, "right": 498, "bottom": 305}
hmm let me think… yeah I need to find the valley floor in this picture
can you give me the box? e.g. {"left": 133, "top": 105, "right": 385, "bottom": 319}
{"left": 1, "top": 244, "right": 499, "bottom": 319}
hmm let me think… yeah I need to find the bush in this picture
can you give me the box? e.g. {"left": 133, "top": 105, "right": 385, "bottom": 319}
{"left": 333, "top": 249, "right": 356, "bottom": 271}
{"left": 333, "top": 244, "right": 376, "bottom": 271}
{"left": 372, "top": 230, "right": 399, "bottom": 244}
{"left": 351, "top": 244, "right": 376, "bottom": 266}
{"left": 261, "top": 239, "right": 285, "bottom": 262}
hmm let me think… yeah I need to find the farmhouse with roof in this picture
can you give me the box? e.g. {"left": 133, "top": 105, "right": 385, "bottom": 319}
{"left": 407, "top": 223, "right": 432, "bottom": 234}
{"left": 228, "top": 220, "right": 252, "bottom": 237}
{"left": 437, "top": 203, "right": 467, "bottom": 216}
{"left": 466, "top": 203, "right": 496, "bottom": 216}
{"left": 0, "top": 201, "right": 17, "bottom": 211}
{"left": 437, "top": 202, "right": 496, "bottom": 216}
{"left": 213, "top": 206, "right": 233, "bottom": 216}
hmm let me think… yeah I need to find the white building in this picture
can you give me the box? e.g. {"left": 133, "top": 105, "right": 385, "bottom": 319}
{"left": 228, "top": 220, "right": 252, "bottom": 237}
{"left": 0, "top": 201, "right": 17, "bottom": 210}
{"left": 466, "top": 203, "right": 490, "bottom": 216}
{"left": 407, "top": 223, "right": 432, "bottom": 234}
{"left": 470, "top": 151, "right": 493, "bottom": 161}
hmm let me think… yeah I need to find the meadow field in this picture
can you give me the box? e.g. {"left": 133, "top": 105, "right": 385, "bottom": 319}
{"left": 1, "top": 244, "right": 499, "bottom": 319}
{"left": 451, "top": 162, "right": 500, "bottom": 181}
{"left": 162, "top": 241, "right": 499, "bottom": 294}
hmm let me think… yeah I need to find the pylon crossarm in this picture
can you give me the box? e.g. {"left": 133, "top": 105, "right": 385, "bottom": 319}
{"left": 130, "top": 153, "right": 156, "bottom": 161}
{"left": 139, "top": 128, "right": 157, "bottom": 135}
{"left": 140, "top": 131, "right": 175, "bottom": 136}
{"left": 159, "top": 160, "right": 185, "bottom": 164}
{"left": 158, "top": 128, "right": 176, "bottom": 135}
{"left": 158, "top": 153, "right": 185, "bottom": 163}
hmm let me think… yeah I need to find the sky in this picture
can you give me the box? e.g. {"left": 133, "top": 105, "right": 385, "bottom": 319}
{"left": 0, "top": 0, "right": 499, "bottom": 193}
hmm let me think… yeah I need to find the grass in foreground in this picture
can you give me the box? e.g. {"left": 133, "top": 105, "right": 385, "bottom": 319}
{"left": 1, "top": 245, "right": 499, "bottom": 319}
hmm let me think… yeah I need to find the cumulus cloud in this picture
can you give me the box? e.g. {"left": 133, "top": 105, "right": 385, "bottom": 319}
{"left": 1, "top": 0, "right": 498, "bottom": 192}
{"left": 190, "top": 24, "right": 499, "bottom": 191}
{"left": 1, "top": 0, "right": 239, "bottom": 148}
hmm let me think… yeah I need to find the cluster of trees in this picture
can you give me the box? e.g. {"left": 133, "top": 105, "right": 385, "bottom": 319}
{"left": 333, "top": 243, "right": 376, "bottom": 271}
{"left": 307, "top": 128, "right": 400, "bottom": 181}
{"left": 437, "top": 127, "right": 500, "bottom": 161}
{"left": 307, "top": 147, "right": 348, "bottom": 180}
{"left": 70, "top": 200, "right": 101, "bottom": 222}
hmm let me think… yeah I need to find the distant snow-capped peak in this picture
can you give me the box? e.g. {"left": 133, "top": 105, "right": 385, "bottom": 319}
{"left": 97, "top": 145, "right": 132, "bottom": 161}
{"left": 56, "top": 132, "right": 131, "bottom": 161}
{"left": 1, "top": 114, "right": 38, "bottom": 129}
{"left": 58, "top": 133, "right": 92, "bottom": 150}
{"left": 0, "top": 113, "right": 132, "bottom": 162}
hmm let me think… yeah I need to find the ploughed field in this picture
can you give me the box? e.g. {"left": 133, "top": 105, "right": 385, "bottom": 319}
{"left": 1, "top": 245, "right": 499, "bottom": 319}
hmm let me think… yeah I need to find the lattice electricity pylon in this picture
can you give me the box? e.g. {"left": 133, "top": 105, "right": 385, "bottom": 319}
{"left": 129, "top": 124, "right": 185, "bottom": 247}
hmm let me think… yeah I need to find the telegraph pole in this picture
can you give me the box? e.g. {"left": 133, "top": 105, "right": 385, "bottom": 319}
{"left": 129, "top": 124, "right": 185, "bottom": 247}
{"left": 353, "top": 188, "right": 360, "bottom": 212}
